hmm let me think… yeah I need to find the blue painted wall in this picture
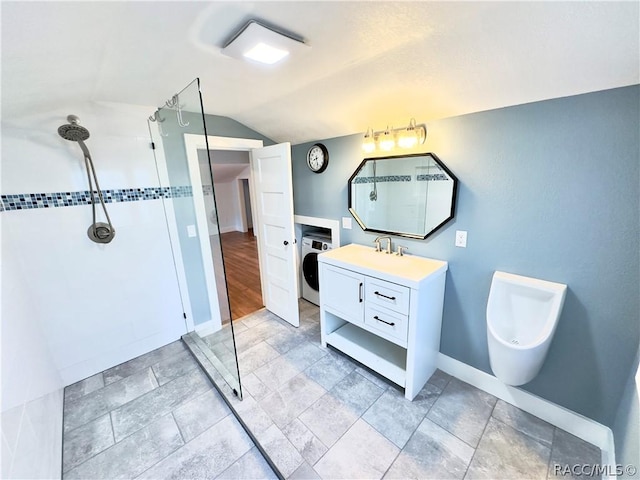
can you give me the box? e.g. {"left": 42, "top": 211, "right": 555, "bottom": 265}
{"left": 291, "top": 85, "right": 639, "bottom": 427}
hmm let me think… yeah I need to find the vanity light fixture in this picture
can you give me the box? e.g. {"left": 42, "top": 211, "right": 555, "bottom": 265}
{"left": 362, "top": 118, "right": 427, "bottom": 153}
{"left": 221, "top": 20, "right": 309, "bottom": 65}
{"left": 379, "top": 126, "right": 395, "bottom": 151}
{"left": 362, "top": 128, "right": 376, "bottom": 153}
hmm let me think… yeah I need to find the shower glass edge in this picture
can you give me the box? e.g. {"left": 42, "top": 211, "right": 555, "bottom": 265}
{"left": 148, "top": 78, "right": 242, "bottom": 398}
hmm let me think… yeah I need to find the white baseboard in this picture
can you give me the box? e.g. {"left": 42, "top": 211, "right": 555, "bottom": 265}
{"left": 437, "top": 353, "right": 616, "bottom": 477}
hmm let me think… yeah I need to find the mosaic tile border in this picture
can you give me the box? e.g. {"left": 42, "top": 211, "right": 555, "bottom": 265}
{"left": 417, "top": 173, "right": 450, "bottom": 181}
{"left": 0, "top": 186, "right": 193, "bottom": 212}
{"left": 353, "top": 174, "right": 450, "bottom": 184}
{"left": 353, "top": 175, "right": 412, "bottom": 184}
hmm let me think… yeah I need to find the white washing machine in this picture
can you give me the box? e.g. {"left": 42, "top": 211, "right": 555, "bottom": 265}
{"left": 301, "top": 234, "right": 333, "bottom": 306}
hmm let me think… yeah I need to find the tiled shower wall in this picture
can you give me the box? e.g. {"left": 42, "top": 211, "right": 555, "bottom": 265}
{"left": 1, "top": 101, "right": 188, "bottom": 478}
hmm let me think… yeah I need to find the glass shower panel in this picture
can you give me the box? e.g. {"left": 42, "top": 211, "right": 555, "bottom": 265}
{"left": 149, "top": 78, "right": 241, "bottom": 397}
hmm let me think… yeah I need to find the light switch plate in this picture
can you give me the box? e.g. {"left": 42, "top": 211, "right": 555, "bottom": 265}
{"left": 187, "top": 225, "right": 197, "bottom": 238}
{"left": 342, "top": 217, "right": 352, "bottom": 229}
{"left": 455, "top": 230, "right": 467, "bottom": 248}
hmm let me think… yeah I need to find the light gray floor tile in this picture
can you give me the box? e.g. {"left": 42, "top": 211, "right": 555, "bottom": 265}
{"left": 299, "top": 392, "right": 361, "bottom": 447}
{"left": 427, "top": 369, "right": 452, "bottom": 391}
{"left": 254, "top": 355, "right": 304, "bottom": 391}
{"left": 230, "top": 320, "right": 249, "bottom": 334}
{"left": 242, "top": 372, "right": 272, "bottom": 401}
{"left": 284, "top": 341, "right": 328, "bottom": 371}
{"left": 265, "top": 328, "right": 308, "bottom": 355}
{"left": 237, "top": 317, "right": 291, "bottom": 351}
{"left": 363, "top": 382, "right": 440, "bottom": 448}
{"left": 136, "top": 415, "right": 253, "bottom": 480}
{"left": 64, "top": 373, "right": 105, "bottom": 403}
{"left": 548, "top": 429, "right": 601, "bottom": 479}
{"left": 233, "top": 395, "right": 275, "bottom": 435}
{"left": 172, "top": 389, "right": 231, "bottom": 442}
{"left": 331, "top": 370, "right": 385, "bottom": 415}
{"left": 62, "top": 413, "right": 114, "bottom": 473}
{"left": 260, "top": 374, "right": 326, "bottom": 428}
{"left": 216, "top": 447, "right": 278, "bottom": 479}
{"left": 304, "top": 349, "right": 356, "bottom": 391}
{"left": 103, "top": 341, "right": 186, "bottom": 385}
{"left": 426, "top": 377, "right": 497, "bottom": 447}
{"left": 299, "top": 299, "right": 319, "bottom": 318}
{"left": 256, "top": 424, "right": 304, "bottom": 478}
{"left": 235, "top": 328, "right": 270, "bottom": 355}
{"left": 63, "top": 368, "right": 158, "bottom": 433}
{"left": 315, "top": 419, "right": 400, "bottom": 480}
{"left": 151, "top": 348, "right": 199, "bottom": 386}
{"left": 238, "top": 341, "right": 281, "bottom": 375}
{"left": 281, "top": 418, "right": 328, "bottom": 466}
{"left": 492, "top": 399, "right": 554, "bottom": 447}
{"left": 240, "top": 309, "right": 272, "bottom": 329}
{"left": 111, "top": 367, "right": 212, "bottom": 441}
{"left": 65, "top": 414, "right": 183, "bottom": 480}
{"left": 354, "top": 365, "right": 393, "bottom": 391}
{"left": 288, "top": 461, "right": 321, "bottom": 480}
{"left": 254, "top": 341, "right": 328, "bottom": 391}
{"left": 466, "top": 417, "right": 550, "bottom": 480}
{"left": 300, "top": 322, "right": 322, "bottom": 344}
{"left": 384, "top": 417, "right": 474, "bottom": 480}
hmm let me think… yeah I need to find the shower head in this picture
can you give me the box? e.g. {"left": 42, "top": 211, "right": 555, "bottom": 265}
{"left": 58, "top": 115, "right": 90, "bottom": 142}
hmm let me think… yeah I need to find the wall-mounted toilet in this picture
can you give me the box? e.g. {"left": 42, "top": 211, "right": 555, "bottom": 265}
{"left": 486, "top": 271, "right": 567, "bottom": 386}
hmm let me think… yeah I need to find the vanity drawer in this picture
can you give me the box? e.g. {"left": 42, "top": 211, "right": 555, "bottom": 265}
{"left": 364, "top": 305, "right": 408, "bottom": 347}
{"left": 365, "top": 278, "right": 410, "bottom": 315}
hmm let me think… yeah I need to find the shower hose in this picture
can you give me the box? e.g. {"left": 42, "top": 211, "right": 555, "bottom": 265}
{"left": 79, "top": 140, "right": 115, "bottom": 241}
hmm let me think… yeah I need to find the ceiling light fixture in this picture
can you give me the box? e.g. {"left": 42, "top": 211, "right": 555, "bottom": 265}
{"left": 221, "top": 20, "right": 308, "bottom": 65}
{"left": 362, "top": 119, "right": 427, "bottom": 153}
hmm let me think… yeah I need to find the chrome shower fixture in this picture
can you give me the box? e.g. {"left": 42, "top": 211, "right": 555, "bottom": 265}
{"left": 57, "top": 115, "right": 90, "bottom": 142}
{"left": 58, "top": 115, "right": 115, "bottom": 244}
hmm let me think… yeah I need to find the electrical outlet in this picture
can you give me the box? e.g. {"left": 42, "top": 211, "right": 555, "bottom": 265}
{"left": 455, "top": 230, "right": 467, "bottom": 248}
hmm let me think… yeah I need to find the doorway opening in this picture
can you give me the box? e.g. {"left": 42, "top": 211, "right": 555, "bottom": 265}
{"left": 205, "top": 147, "right": 263, "bottom": 321}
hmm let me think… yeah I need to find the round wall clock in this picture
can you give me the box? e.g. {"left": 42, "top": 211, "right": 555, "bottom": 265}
{"left": 307, "top": 143, "right": 329, "bottom": 173}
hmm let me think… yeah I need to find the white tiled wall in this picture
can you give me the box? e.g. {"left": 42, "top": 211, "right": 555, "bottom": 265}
{"left": 1, "top": 101, "right": 187, "bottom": 479}
{"left": 1, "top": 391, "right": 63, "bottom": 479}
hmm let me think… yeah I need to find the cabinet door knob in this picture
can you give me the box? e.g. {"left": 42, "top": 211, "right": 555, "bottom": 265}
{"left": 284, "top": 240, "right": 289, "bottom": 246}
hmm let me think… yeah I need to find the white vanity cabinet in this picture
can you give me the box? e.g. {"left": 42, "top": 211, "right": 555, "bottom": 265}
{"left": 318, "top": 243, "right": 447, "bottom": 400}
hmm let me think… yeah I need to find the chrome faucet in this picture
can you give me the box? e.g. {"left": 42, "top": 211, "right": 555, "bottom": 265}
{"left": 374, "top": 236, "right": 392, "bottom": 254}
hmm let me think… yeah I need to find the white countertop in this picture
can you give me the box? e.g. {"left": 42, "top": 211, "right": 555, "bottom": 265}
{"left": 318, "top": 243, "right": 447, "bottom": 288}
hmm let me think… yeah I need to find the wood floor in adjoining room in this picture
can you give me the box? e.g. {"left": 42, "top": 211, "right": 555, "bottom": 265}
{"left": 221, "top": 230, "right": 263, "bottom": 320}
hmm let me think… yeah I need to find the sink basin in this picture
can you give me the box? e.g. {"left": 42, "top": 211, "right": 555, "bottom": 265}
{"left": 318, "top": 243, "right": 447, "bottom": 288}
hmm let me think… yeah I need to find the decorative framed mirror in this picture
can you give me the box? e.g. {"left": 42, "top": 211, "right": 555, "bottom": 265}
{"left": 348, "top": 153, "right": 458, "bottom": 240}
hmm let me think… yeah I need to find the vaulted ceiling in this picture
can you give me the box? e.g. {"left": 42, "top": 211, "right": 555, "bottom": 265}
{"left": 2, "top": 1, "right": 638, "bottom": 144}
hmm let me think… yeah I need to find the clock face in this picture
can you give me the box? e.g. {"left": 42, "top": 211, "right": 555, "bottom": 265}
{"left": 307, "top": 144, "right": 329, "bottom": 173}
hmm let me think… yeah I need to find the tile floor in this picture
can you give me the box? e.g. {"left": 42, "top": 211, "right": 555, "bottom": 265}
{"left": 62, "top": 300, "right": 601, "bottom": 479}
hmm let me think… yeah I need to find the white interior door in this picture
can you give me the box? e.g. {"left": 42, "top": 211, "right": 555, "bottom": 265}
{"left": 250, "top": 143, "right": 300, "bottom": 327}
